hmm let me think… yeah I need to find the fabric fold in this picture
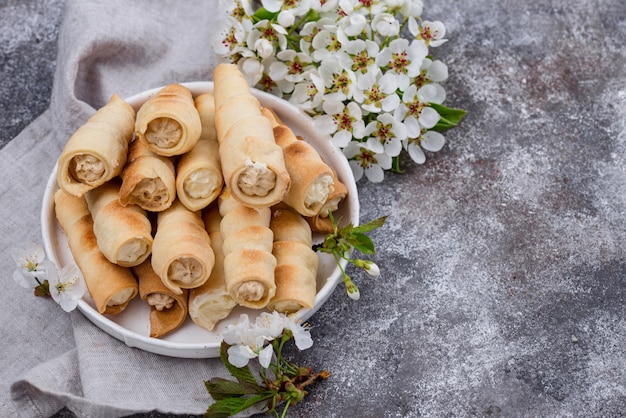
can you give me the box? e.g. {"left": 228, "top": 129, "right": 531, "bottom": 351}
{"left": 0, "top": 0, "right": 267, "bottom": 416}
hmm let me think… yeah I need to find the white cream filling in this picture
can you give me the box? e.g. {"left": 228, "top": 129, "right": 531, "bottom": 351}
{"left": 237, "top": 159, "right": 276, "bottom": 197}
{"left": 168, "top": 257, "right": 203, "bottom": 285}
{"left": 146, "top": 293, "right": 175, "bottom": 311}
{"left": 130, "top": 178, "right": 169, "bottom": 206}
{"left": 183, "top": 169, "right": 219, "bottom": 199}
{"left": 117, "top": 239, "right": 149, "bottom": 264}
{"left": 235, "top": 281, "right": 264, "bottom": 302}
{"left": 305, "top": 174, "right": 334, "bottom": 209}
{"left": 70, "top": 154, "right": 105, "bottom": 184}
{"left": 107, "top": 287, "right": 135, "bottom": 306}
{"left": 145, "top": 117, "right": 181, "bottom": 148}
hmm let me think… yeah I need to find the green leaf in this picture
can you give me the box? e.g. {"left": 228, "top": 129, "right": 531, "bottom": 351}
{"left": 205, "top": 393, "right": 273, "bottom": 418}
{"left": 252, "top": 7, "right": 279, "bottom": 22}
{"left": 350, "top": 216, "right": 387, "bottom": 234}
{"left": 204, "top": 378, "right": 262, "bottom": 401}
{"left": 220, "top": 341, "right": 258, "bottom": 386}
{"left": 429, "top": 103, "right": 466, "bottom": 132}
{"left": 345, "top": 232, "right": 375, "bottom": 255}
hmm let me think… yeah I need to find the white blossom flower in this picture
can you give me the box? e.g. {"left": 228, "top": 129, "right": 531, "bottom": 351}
{"left": 371, "top": 13, "right": 400, "bottom": 37}
{"left": 421, "top": 58, "right": 448, "bottom": 83}
{"left": 220, "top": 0, "right": 256, "bottom": 23}
{"left": 395, "top": 83, "right": 443, "bottom": 135}
{"left": 12, "top": 243, "right": 53, "bottom": 288}
{"left": 48, "top": 264, "right": 86, "bottom": 312}
{"left": 290, "top": 72, "right": 326, "bottom": 111}
{"left": 376, "top": 38, "right": 428, "bottom": 89}
{"left": 317, "top": 57, "right": 357, "bottom": 102}
{"left": 344, "top": 141, "right": 392, "bottom": 182}
{"left": 223, "top": 314, "right": 275, "bottom": 368}
{"left": 409, "top": 17, "right": 447, "bottom": 47}
{"left": 336, "top": 30, "right": 380, "bottom": 75}
{"left": 311, "top": 24, "right": 342, "bottom": 62}
{"left": 338, "top": 13, "right": 367, "bottom": 37}
{"left": 315, "top": 100, "right": 365, "bottom": 148}
{"left": 247, "top": 20, "right": 288, "bottom": 53}
{"left": 354, "top": 69, "right": 400, "bottom": 113}
{"left": 406, "top": 130, "right": 446, "bottom": 164}
{"left": 363, "top": 112, "right": 406, "bottom": 157}
{"left": 400, "top": 0, "right": 423, "bottom": 17}
{"left": 269, "top": 49, "right": 313, "bottom": 83}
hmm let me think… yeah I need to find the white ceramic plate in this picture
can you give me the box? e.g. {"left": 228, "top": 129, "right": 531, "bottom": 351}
{"left": 41, "top": 81, "right": 359, "bottom": 358}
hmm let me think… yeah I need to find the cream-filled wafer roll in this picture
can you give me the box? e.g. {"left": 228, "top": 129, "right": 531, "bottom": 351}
{"left": 85, "top": 181, "right": 153, "bottom": 267}
{"left": 57, "top": 94, "right": 135, "bottom": 197}
{"left": 213, "top": 63, "right": 290, "bottom": 208}
{"left": 272, "top": 124, "right": 335, "bottom": 217}
{"left": 188, "top": 206, "right": 237, "bottom": 331}
{"left": 135, "top": 84, "right": 202, "bottom": 157}
{"left": 54, "top": 189, "right": 138, "bottom": 315}
{"left": 151, "top": 200, "right": 215, "bottom": 295}
{"left": 212, "top": 63, "right": 256, "bottom": 107}
{"left": 306, "top": 167, "right": 349, "bottom": 233}
{"left": 218, "top": 189, "right": 276, "bottom": 309}
{"left": 267, "top": 206, "right": 318, "bottom": 313}
{"left": 175, "top": 93, "right": 223, "bottom": 212}
{"left": 133, "top": 258, "right": 189, "bottom": 338}
{"left": 119, "top": 137, "right": 176, "bottom": 212}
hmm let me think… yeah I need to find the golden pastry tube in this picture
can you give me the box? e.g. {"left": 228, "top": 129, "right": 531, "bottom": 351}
{"left": 119, "top": 138, "right": 177, "bottom": 212}
{"left": 54, "top": 189, "right": 138, "bottom": 315}
{"left": 213, "top": 63, "right": 290, "bottom": 208}
{"left": 151, "top": 200, "right": 215, "bottom": 295}
{"left": 57, "top": 94, "right": 135, "bottom": 197}
{"left": 218, "top": 189, "right": 276, "bottom": 309}
{"left": 188, "top": 206, "right": 237, "bottom": 331}
{"left": 135, "top": 83, "right": 202, "bottom": 157}
{"left": 306, "top": 167, "right": 349, "bottom": 234}
{"left": 85, "top": 181, "right": 153, "bottom": 267}
{"left": 272, "top": 124, "right": 335, "bottom": 217}
{"left": 267, "top": 206, "right": 318, "bottom": 313}
{"left": 133, "top": 258, "right": 189, "bottom": 338}
{"left": 175, "top": 93, "right": 223, "bottom": 211}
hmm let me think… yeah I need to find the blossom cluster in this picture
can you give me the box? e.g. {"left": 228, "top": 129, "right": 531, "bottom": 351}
{"left": 12, "top": 242, "right": 85, "bottom": 312}
{"left": 213, "top": 0, "right": 457, "bottom": 182}
{"left": 222, "top": 311, "right": 313, "bottom": 368}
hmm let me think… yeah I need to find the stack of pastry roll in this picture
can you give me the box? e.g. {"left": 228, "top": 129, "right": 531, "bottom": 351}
{"left": 119, "top": 136, "right": 176, "bottom": 212}
{"left": 262, "top": 107, "right": 335, "bottom": 217}
{"left": 151, "top": 200, "right": 215, "bottom": 295}
{"left": 57, "top": 94, "right": 135, "bottom": 197}
{"left": 133, "top": 258, "right": 189, "bottom": 338}
{"left": 188, "top": 205, "right": 237, "bottom": 331}
{"left": 213, "top": 63, "right": 290, "bottom": 208}
{"left": 175, "top": 93, "right": 223, "bottom": 211}
{"left": 261, "top": 107, "right": 348, "bottom": 233}
{"left": 54, "top": 189, "right": 138, "bottom": 315}
{"left": 135, "top": 83, "right": 202, "bottom": 157}
{"left": 267, "top": 206, "right": 319, "bottom": 313}
{"left": 85, "top": 180, "right": 153, "bottom": 267}
{"left": 218, "top": 189, "right": 277, "bottom": 309}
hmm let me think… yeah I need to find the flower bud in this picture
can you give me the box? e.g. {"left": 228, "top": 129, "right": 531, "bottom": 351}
{"left": 254, "top": 38, "right": 274, "bottom": 59}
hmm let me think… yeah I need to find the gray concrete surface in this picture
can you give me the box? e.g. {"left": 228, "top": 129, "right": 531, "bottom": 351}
{"left": 2, "top": 0, "right": 625, "bottom": 417}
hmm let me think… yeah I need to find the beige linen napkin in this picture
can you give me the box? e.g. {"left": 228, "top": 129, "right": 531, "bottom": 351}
{"left": 1, "top": 0, "right": 264, "bottom": 416}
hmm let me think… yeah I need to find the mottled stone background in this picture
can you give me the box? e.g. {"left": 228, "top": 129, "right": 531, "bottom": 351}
{"left": 2, "top": 0, "right": 625, "bottom": 417}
